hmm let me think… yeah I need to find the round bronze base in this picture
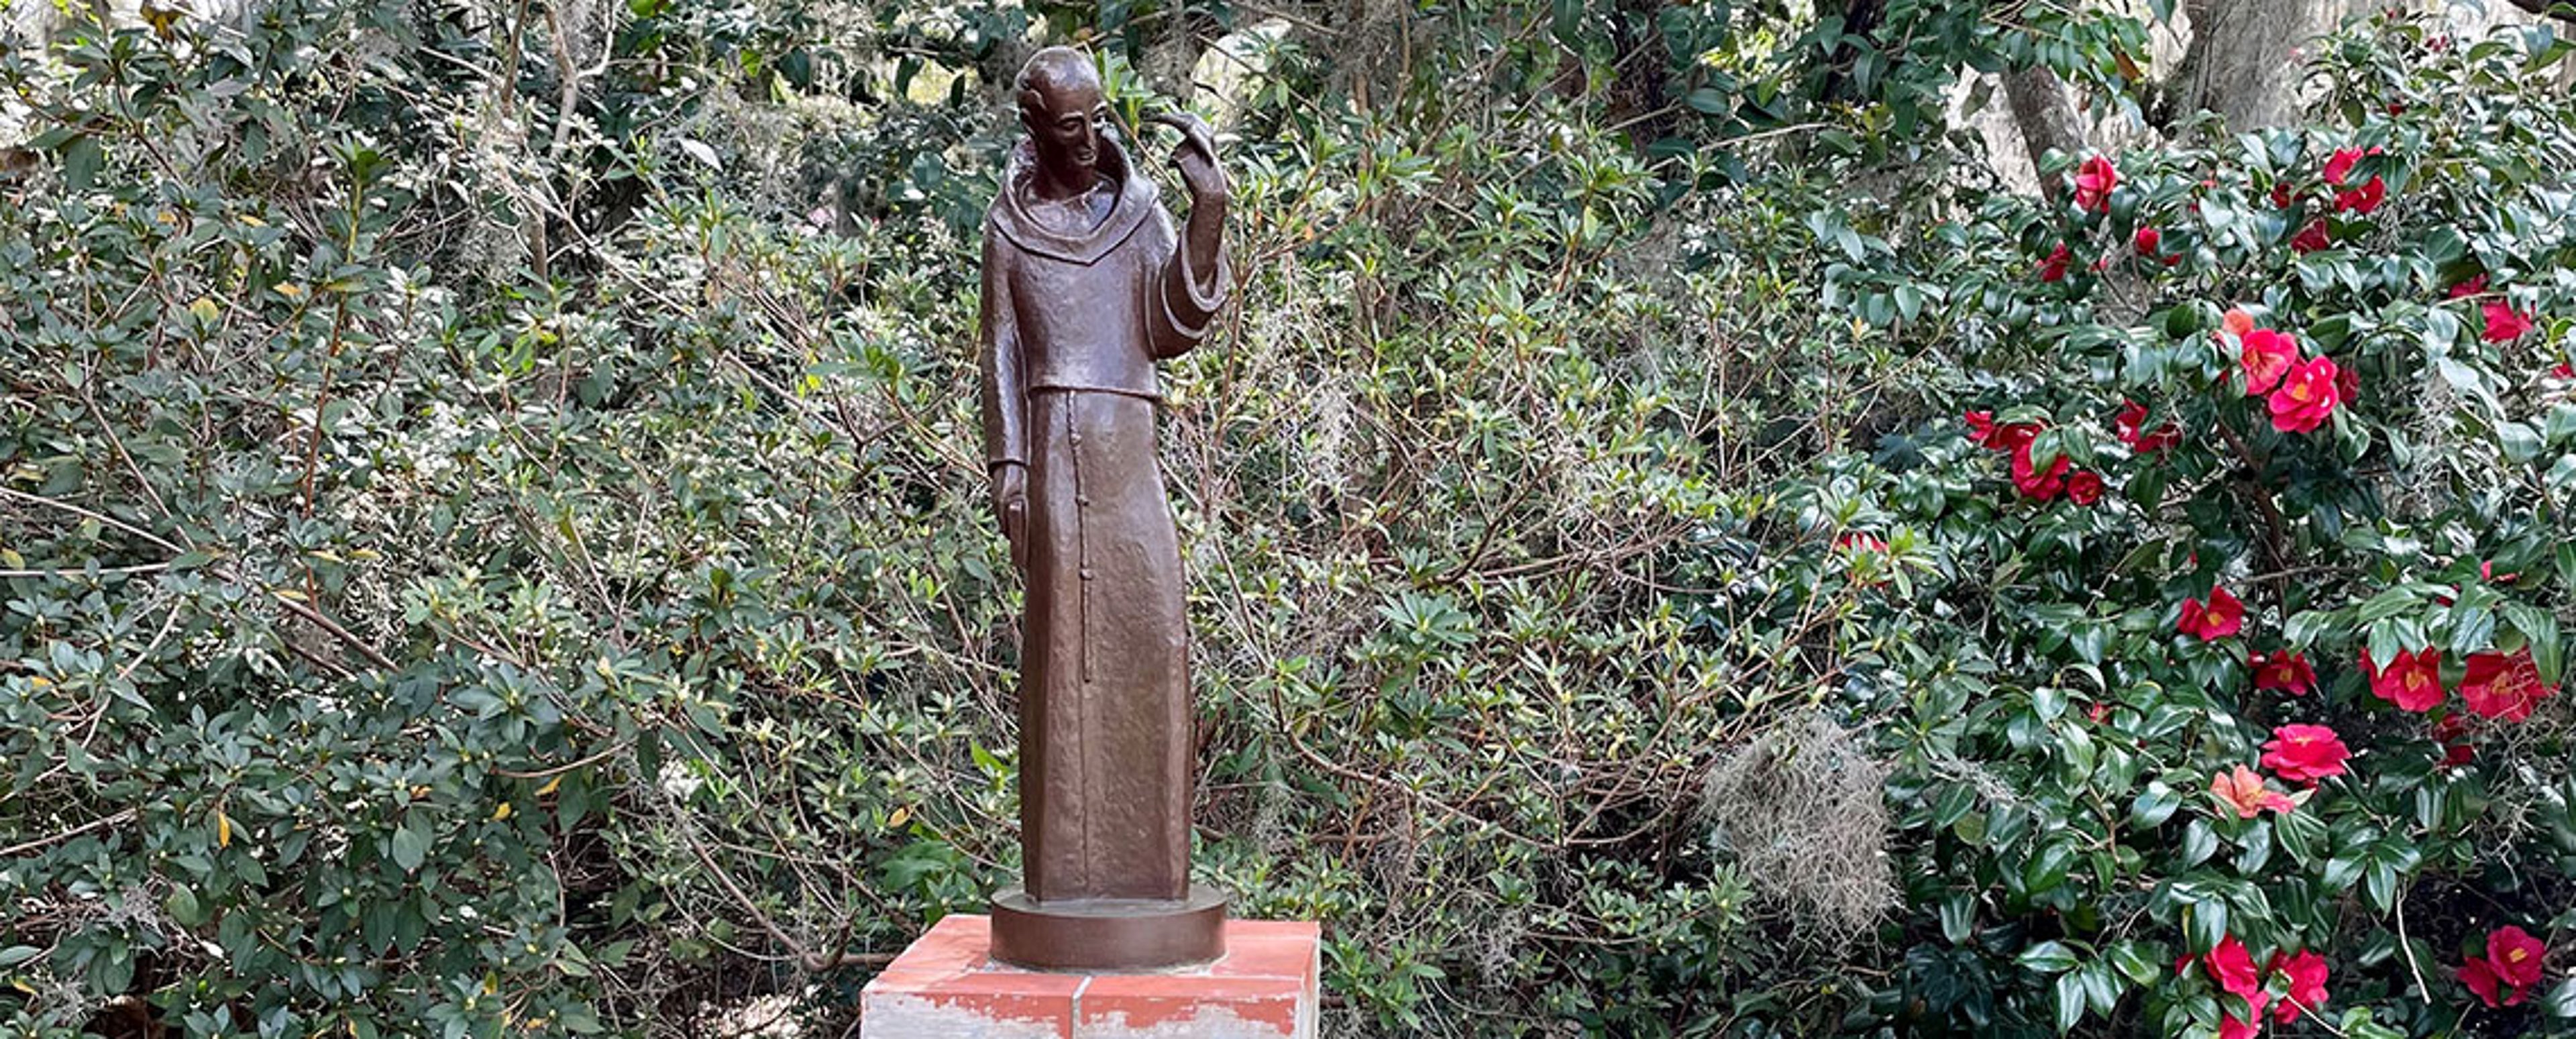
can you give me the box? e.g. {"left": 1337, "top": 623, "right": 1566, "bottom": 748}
{"left": 987, "top": 883, "right": 1230, "bottom": 972}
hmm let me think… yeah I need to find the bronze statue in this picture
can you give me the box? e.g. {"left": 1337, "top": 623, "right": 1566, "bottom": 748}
{"left": 977, "top": 46, "right": 1231, "bottom": 971}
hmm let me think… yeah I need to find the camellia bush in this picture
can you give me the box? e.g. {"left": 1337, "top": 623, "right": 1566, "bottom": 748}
{"left": 1798, "top": 12, "right": 2576, "bottom": 1038}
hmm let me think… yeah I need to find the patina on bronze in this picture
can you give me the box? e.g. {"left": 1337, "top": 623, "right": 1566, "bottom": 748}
{"left": 978, "top": 46, "right": 1232, "bottom": 972}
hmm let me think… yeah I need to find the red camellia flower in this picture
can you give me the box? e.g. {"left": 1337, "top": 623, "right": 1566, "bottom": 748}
{"left": 2252, "top": 651, "right": 2318, "bottom": 696}
{"left": 1966, "top": 411, "right": 2043, "bottom": 451}
{"left": 2461, "top": 926, "right": 2550, "bottom": 1007}
{"left": 2449, "top": 273, "right": 2488, "bottom": 300}
{"left": 2367, "top": 647, "right": 2445, "bottom": 712}
{"left": 2270, "top": 949, "right": 2330, "bottom": 1023}
{"left": 2552, "top": 362, "right": 2573, "bottom": 380}
{"left": 2037, "top": 242, "right": 2072, "bottom": 282}
{"left": 2115, "top": 400, "right": 2182, "bottom": 453}
{"left": 2267, "top": 356, "right": 2341, "bottom": 433}
{"left": 2074, "top": 155, "right": 2118, "bottom": 213}
{"left": 2482, "top": 300, "right": 2535, "bottom": 342}
{"left": 2431, "top": 712, "right": 2477, "bottom": 769}
{"left": 2134, "top": 225, "right": 2161, "bottom": 256}
{"left": 2204, "top": 935, "right": 2267, "bottom": 1011}
{"left": 2463, "top": 958, "right": 2524, "bottom": 1008}
{"left": 2461, "top": 647, "right": 2555, "bottom": 722}
{"left": 2261, "top": 724, "right": 2351, "bottom": 783}
{"left": 2065, "top": 471, "right": 2104, "bottom": 505}
{"left": 2218, "top": 1013, "right": 2261, "bottom": 1039}
{"left": 2335, "top": 362, "right": 2361, "bottom": 407}
{"left": 2324, "top": 147, "right": 2387, "bottom": 214}
{"left": 2487, "top": 926, "right": 2548, "bottom": 988}
{"left": 2210, "top": 765, "right": 2296, "bottom": 818}
{"left": 2011, "top": 444, "right": 2070, "bottom": 501}
{"left": 2335, "top": 176, "right": 2386, "bottom": 214}
{"left": 2178, "top": 586, "right": 2245, "bottom": 641}
{"left": 2270, "top": 181, "right": 2297, "bottom": 209}
{"left": 2239, "top": 328, "right": 2299, "bottom": 394}
{"left": 2292, "top": 218, "right": 2332, "bottom": 254}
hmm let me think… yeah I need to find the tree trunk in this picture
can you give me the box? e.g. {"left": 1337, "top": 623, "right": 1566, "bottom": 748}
{"left": 2002, "top": 66, "right": 2086, "bottom": 200}
{"left": 2169, "top": 0, "right": 2327, "bottom": 131}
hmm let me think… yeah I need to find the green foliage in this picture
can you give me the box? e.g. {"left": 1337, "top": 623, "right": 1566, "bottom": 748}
{"left": 1, "top": 1, "right": 2571, "bottom": 1037}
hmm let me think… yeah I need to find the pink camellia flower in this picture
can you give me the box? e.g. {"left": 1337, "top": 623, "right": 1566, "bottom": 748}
{"left": 2252, "top": 651, "right": 2318, "bottom": 696}
{"left": 2553, "top": 362, "right": 2574, "bottom": 380}
{"left": 2074, "top": 156, "right": 2118, "bottom": 213}
{"left": 2239, "top": 329, "right": 2299, "bottom": 394}
{"left": 2461, "top": 647, "right": 2555, "bottom": 722}
{"left": 2066, "top": 470, "right": 2105, "bottom": 506}
{"left": 2267, "top": 356, "right": 2341, "bottom": 433}
{"left": 2222, "top": 308, "right": 2257, "bottom": 339}
{"left": 2011, "top": 443, "right": 2070, "bottom": 501}
{"left": 2179, "top": 586, "right": 2245, "bottom": 641}
{"left": 2483, "top": 300, "right": 2535, "bottom": 342}
{"left": 2449, "top": 274, "right": 2488, "bottom": 300}
{"left": 2218, "top": 1013, "right": 2261, "bottom": 1039}
{"left": 2367, "top": 647, "right": 2445, "bottom": 712}
{"left": 2261, "top": 724, "right": 2351, "bottom": 783}
{"left": 2116, "top": 400, "right": 2182, "bottom": 453}
{"left": 2210, "top": 765, "right": 2296, "bottom": 819}
{"left": 2038, "top": 242, "right": 2072, "bottom": 283}
{"left": 2270, "top": 949, "right": 2331, "bottom": 1023}
{"left": 2292, "top": 218, "right": 2332, "bottom": 254}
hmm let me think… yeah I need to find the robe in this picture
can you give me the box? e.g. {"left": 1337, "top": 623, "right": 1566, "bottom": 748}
{"left": 979, "top": 133, "right": 1228, "bottom": 903}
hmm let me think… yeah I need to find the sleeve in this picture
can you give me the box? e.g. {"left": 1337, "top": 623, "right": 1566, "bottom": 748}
{"left": 1145, "top": 207, "right": 1230, "bottom": 360}
{"left": 978, "top": 223, "right": 1026, "bottom": 470}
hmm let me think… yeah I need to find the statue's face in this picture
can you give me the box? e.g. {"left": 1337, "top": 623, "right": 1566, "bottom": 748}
{"left": 1024, "top": 76, "right": 1106, "bottom": 181}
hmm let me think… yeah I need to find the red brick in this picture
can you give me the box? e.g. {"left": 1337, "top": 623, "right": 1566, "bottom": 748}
{"left": 861, "top": 917, "right": 1320, "bottom": 1039}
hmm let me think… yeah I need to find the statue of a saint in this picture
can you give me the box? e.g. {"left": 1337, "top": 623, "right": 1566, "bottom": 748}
{"left": 977, "top": 46, "right": 1232, "bottom": 971}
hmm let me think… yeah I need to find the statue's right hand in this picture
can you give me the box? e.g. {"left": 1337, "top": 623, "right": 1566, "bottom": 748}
{"left": 993, "top": 463, "right": 1028, "bottom": 569}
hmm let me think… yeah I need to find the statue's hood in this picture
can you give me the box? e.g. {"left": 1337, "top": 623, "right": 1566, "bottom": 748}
{"left": 988, "top": 133, "right": 1156, "bottom": 266}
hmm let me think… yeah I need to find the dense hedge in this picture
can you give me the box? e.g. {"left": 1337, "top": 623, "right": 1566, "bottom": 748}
{"left": 0, "top": 1, "right": 2570, "bottom": 1038}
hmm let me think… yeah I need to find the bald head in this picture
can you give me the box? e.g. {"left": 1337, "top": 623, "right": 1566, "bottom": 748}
{"left": 1016, "top": 47, "right": 1101, "bottom": 118}
{"left": 1016, "top": 47, "right": 1106, "bottom": 186}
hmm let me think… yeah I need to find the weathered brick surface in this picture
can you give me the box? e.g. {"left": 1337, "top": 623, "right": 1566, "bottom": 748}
{"left": 860, "top": 916, "right": 1321, "bottom": 1039}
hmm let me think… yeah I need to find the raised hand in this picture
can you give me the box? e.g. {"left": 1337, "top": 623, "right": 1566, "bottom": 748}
{"left": 1148, "top": 110, "right": 1226, "bottom": 205}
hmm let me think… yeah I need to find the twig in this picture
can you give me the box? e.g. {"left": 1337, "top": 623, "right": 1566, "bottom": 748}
{"left": 494, "top": 742, "right": 630, "bottom": 780}
{"left": 0, "top": 808, "right": 138, "bottom": 858}
{"left": 676, "top": 818, "right": 848, "bottom": 974}
{"left": 0, "top": 561, "right": 170, "bottom": 579}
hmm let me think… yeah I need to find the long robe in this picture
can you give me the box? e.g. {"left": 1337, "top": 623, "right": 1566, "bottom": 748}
{"left": 979, "top": 135, "right": 1227, "bottom": 903}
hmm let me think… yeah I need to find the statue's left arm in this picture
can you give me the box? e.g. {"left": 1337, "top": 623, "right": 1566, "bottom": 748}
{"left": 1147, "top": 112, "right": 1230, "bottom": 360}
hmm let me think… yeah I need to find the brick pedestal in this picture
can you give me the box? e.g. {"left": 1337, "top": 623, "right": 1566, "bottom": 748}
{"left": 859, "top": 916, "right": 1322, "bottom": 1039}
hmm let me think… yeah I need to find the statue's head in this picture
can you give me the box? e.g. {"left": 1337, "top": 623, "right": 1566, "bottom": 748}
{"left": 1016, "top": 47, "right": 1106, "bottom": 182}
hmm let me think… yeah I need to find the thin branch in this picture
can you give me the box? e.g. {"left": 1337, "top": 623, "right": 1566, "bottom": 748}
{"left": 0, "top": 808, "right": 138, "bottom": 858}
